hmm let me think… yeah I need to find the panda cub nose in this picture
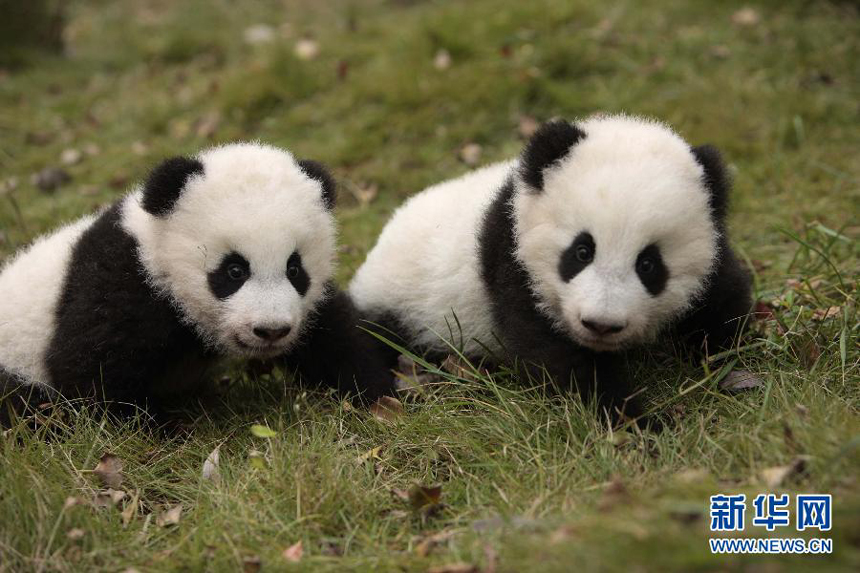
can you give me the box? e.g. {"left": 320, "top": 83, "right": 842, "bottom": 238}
{"left": 581, "top": 319, "right": 625, "bottom": 335}
{"left": 252, "top": 325, "right": 292, "bottom": 341}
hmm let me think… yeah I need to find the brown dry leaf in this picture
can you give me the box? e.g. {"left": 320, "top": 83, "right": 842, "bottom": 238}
{"left": 415, "top": 529, "right": 456, "bottom": 557}
{"left": 370, "top": 396, "right": 405, "bottom": 423}
{"left": 93, "top": 454, "right": 123, "bottom": 489}
{"left": 282, "top": 541, "right": 303, "bottom": 563}
{"left": 673, "top": 468, "right": 709, "bottom": 484}
{"left": 428, "top": 563, "right": 478, "bottom": 573}
{"left": 760, "top": 456, "right": 809, "bottom": 488}
{"left": 122, "top": 490, "right": 139, "bottom": 527}
{"left": 295, "top": 38, "right": 320, "bottom": 60}
{"left": 408, "top": 483, "right": 442, "bottom": 512}
{"left": 242, "top": 556, "right": 262, "bottom": 573}
{"left": 731, "top": 7, "right": 760, "bottom": 27}
{"left": 719, "top": 369, "right": 764, "bottom": 392}
{"left": 196, "top": 112, "right": 221, "bottom": 139}
{"left": 433, "top": 49, "right": 452, "bottom": 70}
{"left": 63, "top": 496, "right": 85, "bottom": 510}
{"left": 202, "top": 446, "right": 221, "bottom": 483}
{"left": 459, "top": 143, "right": 482, "bottom": 166}
{"left": 156, "top": 503, "right": 183, "bottom": 528}
{"left": 441, "top": 355, "right": 488, "bottom": 382}
{"left": 348, "top": 181, "right": 378, "bottom": 208}
{"left": 94, "top": 488, "right": 127, "bottom": 508}
{"left": 518, "top": 115, "right": 540, "bottom": 139}
{"left": 390, "top": 488, "right": 410, "bottom": 502}
{"left": 66, "top": 528, "right": 85, "bottom": 541}
{"left": 812, "top": 306, "right": 841, "bottom": 321}
{"left": 598, "top": 477, "right": 630, "bottom": 512}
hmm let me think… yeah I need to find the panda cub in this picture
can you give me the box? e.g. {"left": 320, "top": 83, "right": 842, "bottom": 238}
{"left": 0, "top": 143, "right": 392, "bottom": 422}
{"left": 350, "top": 114, "right": 752, "bottom": 419}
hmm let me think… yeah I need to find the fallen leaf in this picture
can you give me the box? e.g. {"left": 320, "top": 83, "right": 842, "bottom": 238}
{"left": 752, "top": 301, "right": 776, "bottom": 322}
{"left": 122, "top": 490, "right": 139, "bottom": 527}
{"left": 356, "top": 446, "right": 383, "bottom": 465}
{"left": 428, "top": 563, "right": 477, "bottom": 573}
{"left": 518, "top": 115, "right": 539, "bottom": 139}
{"left": 66, "top": 528, "right": 85, "bottom": 541}
{"left": 202, "top": 446, "right": 221, "bottom": 483}
{"left": 760, "top": 456, "right": 809, "bottom": 488}
{"left": 812, "top": 306, "right": 841, "bottom": 321}
{"left": 673, "top": 468, "right": 709, "bottom": 484}
{"left": 243, "top": 556, "right": 262, "bottom": 573}
{"left": 196, "top": 112, "right": 221, "bottom": 139}
{"left": 93, "top": 453, "right": 123, "bottom": 488}
{"left": 370, "top": 396, "right": 404, "bottom": 422}
{"left": 156, "top": 503, "right": 183, "bottom": 528}
{"left": 250, "top": 424, "right": 277, "bottom": 438}
{"left": 719, "top": 369, "right": 763, "bottom": 392}
{"left": 408, "top": 483, "right": 442, "bottom": 512}
{"left": 459, "top": 143, "right": 482, "bottom": 166}
{"left": 434, "top": 49, "right": 452, "bottom": 70}
{"left": 63, "top": 496, "right": 84, "bottom": 510}
{"left": 282, "top": 541, "right": 303, "bottom": 563}
{"left": 94, "top": 488, "right": 127, "bottom": 508}
{"left": 60, "top": 148, "right": 83, "bottom": 166}
{"left": 337, "top": 59, "right": 349, "bottom": 80}
{"left": 347, "top": 181, "right": 378, "bottom": 208}
{"left": 731, "top": 7, "right": 760, "bottom": 27}
{"left": 415, "top": 529, "right": 456, "bottom": 557}
{"left": 243, "top": 24, "right": 275, "bottom": 45}
{"left": 295, "top": 38, "right": 320, "bottom": 60}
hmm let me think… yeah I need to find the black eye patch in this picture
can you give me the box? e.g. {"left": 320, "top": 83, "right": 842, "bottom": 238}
{"left": 208, "top": 252, "right": 250, "bottom": 300}
{"left": 559, "top": 231, "right": 595, "bottom": 282}
{"left": 286, "top": 251, "right": 310, "bottom": 296}
{"left": 635, "top": 244, "right": 669, "bottom": 296}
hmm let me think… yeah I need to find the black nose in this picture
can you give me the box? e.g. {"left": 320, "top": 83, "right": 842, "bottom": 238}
{"left": 252, "top": 325, "right": 292, "bottom": 341}
{"left": 581, "top": 319, "right": 625, "bottom": 335}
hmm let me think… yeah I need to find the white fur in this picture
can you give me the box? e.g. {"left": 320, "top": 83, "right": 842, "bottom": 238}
{"left": 0, "top": 215, "right": 97, "bottom": 387}
{"left": 350, "top": 161, "right": 514, "bottom": 355}
{"left": 123, "top": 142, "right": 337, "bottom": 358}
{"left": 351, "top": 114, "right": 718, "bottom": 355}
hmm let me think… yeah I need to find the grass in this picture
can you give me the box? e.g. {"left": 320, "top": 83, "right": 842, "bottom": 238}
{"left": 0, "top": 0, "right": 858, "bottom": 571}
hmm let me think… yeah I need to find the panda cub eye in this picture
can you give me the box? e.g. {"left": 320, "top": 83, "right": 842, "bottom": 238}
{"left": 286, "top": 251, "right": 310, "bottom": 296}
{"left": 227, "top": 263, "right": 248, "bottom": 281}
{"left": 208, "top": 252, "right": 251, "bottom": 300}
{"left": 559, "top": 231, "right": 595, "bottom": 282}
{"left": 635, "top": 244, "right": 669, "bottom": 296}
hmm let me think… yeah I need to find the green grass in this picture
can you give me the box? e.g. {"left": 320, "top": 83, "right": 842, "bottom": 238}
{"left": 1, "top": 0, "right": 858, "bottom": 571}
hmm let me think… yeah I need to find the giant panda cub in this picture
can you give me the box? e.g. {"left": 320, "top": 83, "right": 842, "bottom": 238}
{"left": 0, "top": 143, "right": 392, "bottom": 423}
{"left": 350, "top": 114, "right": 752, "bottom": 421}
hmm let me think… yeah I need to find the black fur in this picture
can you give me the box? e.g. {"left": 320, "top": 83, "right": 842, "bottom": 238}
{"left": 635, "top": 244, "right": 669, "bottom": 296}
{"left": 282, "top": 283, "right": 395, "bottom": 403}
{"left": 286, "top": 251, "right": 310, "bottom": 296}
{"left": 692, "top": 145, "right": 730, "bottom": 225}
{"left": 45, "top": 204, "right": 215, "bottom": 416}
{"left": 208, "top": 252, "right": 251, "bottom": 300}
{"left": 679, "top": 145, "right": 753, "bottom": 350}
{"left": 141, "top": 156, "right": 204, "bottom": 217}
{"left": 478, "top": 179, "right": 642, "bottom": 421}
{"left": 298, "top": 159, "right": 337, "bottom": 210}
{"left": 520, "top": 120, "right": 587, "bottom": 191}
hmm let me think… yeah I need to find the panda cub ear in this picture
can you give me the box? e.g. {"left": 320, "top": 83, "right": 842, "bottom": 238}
{"left": 298, "top": 159, "right": 337, "bottom": 210}
{"left": 691, "top": 145, "right": 731, "bottom": 223}
{"left": 142, "top": 156, "right": 205, "bottom": 217}
{"left": 520, "top": 120, "right": 587, "bottom": 192}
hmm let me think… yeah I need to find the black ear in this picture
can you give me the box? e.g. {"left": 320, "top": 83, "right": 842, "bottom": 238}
{"left": 692, "top": 145, "right": 730, "bottom": 223}
{"left": 520, "top": 120, "right": 587, "bottom": 191}
{"left": 142, "top": 156, "right": 204, "bottom": 217}
{"left": 298, "top": 159, "right": 336, "bottom": 210}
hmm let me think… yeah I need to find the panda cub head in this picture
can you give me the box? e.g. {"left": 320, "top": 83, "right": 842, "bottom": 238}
{"left": 513, "top": 115, "right": 726, "bottom": 352}
{"left": 124, "top": 142, "right": 337, "bottom": 358}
